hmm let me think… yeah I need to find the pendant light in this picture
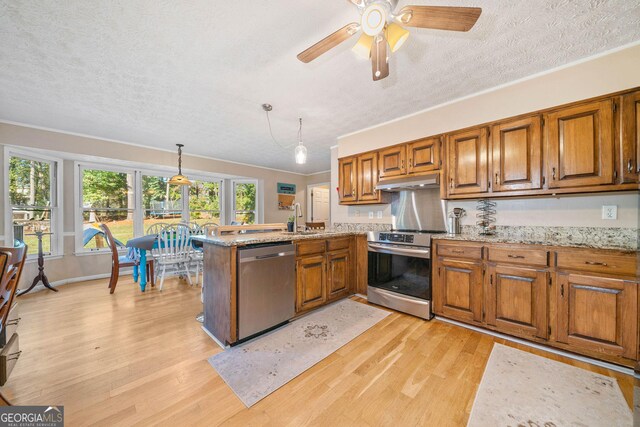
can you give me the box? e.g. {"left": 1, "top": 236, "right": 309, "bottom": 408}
{"left": 295, "top": 118, "right": 307, "bottom": 165}
{"left": 168, "top": 144, "right": 192, "bottom": 186}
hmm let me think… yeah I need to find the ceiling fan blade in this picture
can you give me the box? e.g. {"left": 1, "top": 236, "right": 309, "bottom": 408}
{"left": 371, "top": 34, "right": 389, "bottom": 81}
{"left": 398, "top": 6, "right": 482, "bottom": 32}
{"left": 297, "top": 23, "right": 360, "bottom": 63}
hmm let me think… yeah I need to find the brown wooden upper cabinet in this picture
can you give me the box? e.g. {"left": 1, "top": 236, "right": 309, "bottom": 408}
{"left": 621, "top": 90, "right": 640, "bottom": 183}
{"left": 357, "top": 152, "right": 379, "bottom": 202}
{"left": 338, "top": 156, "right": 357, "bottom": 203}
{"left": 378, "top": 145, "right": 406, "bottom": 179}
{"left": 446, "top": 127, "right": 489, "bottom": 195}
{"left": 491, "top": 116, "right": 543, "bottom": 192}
{"left": 407, "top": 137, "right": 441, "bottom": 174}
{"left": 545, "top": 99, "right": 615, "bottom": 188}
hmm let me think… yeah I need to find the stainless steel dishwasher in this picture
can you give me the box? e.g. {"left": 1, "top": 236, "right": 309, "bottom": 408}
{"left": 237, "top": 243, "right": 295, "bottom": 340}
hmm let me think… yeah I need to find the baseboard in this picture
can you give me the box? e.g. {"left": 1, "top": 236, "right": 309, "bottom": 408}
{"left": 18, "top": 269, "right": 133, "bottom": 294}
{"left": 436, "top": 316, "right": 633, "bottom": 376}
{"left": 201, "top": 325, "right": 228, "bottom": 350}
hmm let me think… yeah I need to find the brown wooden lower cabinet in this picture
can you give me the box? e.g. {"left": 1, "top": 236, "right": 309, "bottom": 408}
{"left": 556, "top": 273, "right": 638, "bottom": 360}
{"left": 432, "top": 240, "right": 639, "bottom": 366}
{"left": 296, "top": 254, "right": 326, "bottom": 312}
{"left": 485, "top": 265, "right": 548, "bottom": 340}
{"left": 295, "top": 237, "right": 361, "bottom": 313}
{"left": 433, "top": 258, "right": 483, "bottom": 323}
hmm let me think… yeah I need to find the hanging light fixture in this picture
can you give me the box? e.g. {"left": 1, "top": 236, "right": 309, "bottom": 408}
{"left": 295, "top": 118, "right": 307, "bottom": 165}
{"left": 168, "top": 144, "right": 192, "bottom": 186}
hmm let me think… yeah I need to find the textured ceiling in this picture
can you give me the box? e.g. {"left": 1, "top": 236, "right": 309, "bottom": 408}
{"left": 1, "top": 1, "right": 639, "bottom": 173}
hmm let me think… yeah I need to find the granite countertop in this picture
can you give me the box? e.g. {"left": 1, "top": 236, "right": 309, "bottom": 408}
{"left": 433, "top": 231, "right": 638, "bottom": 252}
{"left": 192, "top": 230, "right": 366, "bottom": 247}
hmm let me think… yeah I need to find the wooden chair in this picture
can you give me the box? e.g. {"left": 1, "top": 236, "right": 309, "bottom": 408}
{"left": 101, "top": 224, "right": 154, "bottom": 294}
{"left": 306, "top": 221, "right": 326, "bottom": 230}
{"left": 0, "top": 243, "right": 27, "bottom": 336}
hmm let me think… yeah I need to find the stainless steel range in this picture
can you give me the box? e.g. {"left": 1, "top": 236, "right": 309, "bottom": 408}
{"left": 367, "top": 174, "right": 447, "bottom": 320}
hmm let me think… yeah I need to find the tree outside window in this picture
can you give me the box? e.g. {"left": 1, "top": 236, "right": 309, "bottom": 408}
{"left": 233, "top": 182, "right": 257, "bottom": 224}
{"left": 142, "top": 175, "right": 183, "bottom": 233}
{"left": 189, "top": 180, "right": 222, "bottom": 226}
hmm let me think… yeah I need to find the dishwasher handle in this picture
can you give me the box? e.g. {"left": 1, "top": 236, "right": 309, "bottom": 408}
{"left": 239, "top": 250, "right": 295, "bottom": 263}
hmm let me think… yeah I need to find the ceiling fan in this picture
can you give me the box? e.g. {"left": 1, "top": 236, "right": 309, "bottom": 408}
{"left": 297, "top": 1, "right": 482, "bottom": 81}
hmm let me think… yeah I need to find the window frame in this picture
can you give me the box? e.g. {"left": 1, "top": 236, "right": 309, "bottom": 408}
{"left": 75, "top": 162, "right": 139, "bottom": 254}
{"left": 231, "top": 179, "right": 259, "bottom": 225}
{"left": 4, "top": 146, "right": 64, "bottom": 259}
{"left": 185, "top": 175, "right": 225, "bottom": 226}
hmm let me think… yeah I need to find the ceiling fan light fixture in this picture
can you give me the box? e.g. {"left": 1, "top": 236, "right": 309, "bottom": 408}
{"left": 385, "top": 23, "right": 409, "bottom": 52}
{"left": 361, "top": 3, "right": 387, "bottom": 36}
{"left": 352, "top": 33, "right": 374, "bottom": 59}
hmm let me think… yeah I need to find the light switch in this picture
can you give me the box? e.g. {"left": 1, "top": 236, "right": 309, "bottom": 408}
{"left": 602, "top": 205, "right": 617, "bottom": 220}
{"left": 368, "top": 211, "right": 374, "bottom": 219}
{"left": 377, "top": 211, "right": 383, "bottom": 219}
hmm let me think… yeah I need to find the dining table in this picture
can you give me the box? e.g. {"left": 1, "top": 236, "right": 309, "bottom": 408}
{"left": 125, "top": 234, "right": 204, "bottom": 291}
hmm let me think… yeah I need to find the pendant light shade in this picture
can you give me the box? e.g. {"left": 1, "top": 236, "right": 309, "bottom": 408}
{"left": 385, "top": 23, "right": 410, "bottom": 52}
{"left": 352, "top": 33, "right": 374, "bottom": 59}
{"left": 169, "top": 144, "right": 192, "bottom": 186}
{"left": 295, "top": 118, "right": 307, "bottom": 164}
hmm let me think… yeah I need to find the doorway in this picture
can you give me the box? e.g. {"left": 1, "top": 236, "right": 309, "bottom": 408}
{"left": 307, "top": 183, "right": 330, "bottom": 225}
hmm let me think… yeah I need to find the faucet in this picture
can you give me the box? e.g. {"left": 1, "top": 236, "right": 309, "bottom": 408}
{"left": 293, "top": 203, "right": 303, "bottom": 232}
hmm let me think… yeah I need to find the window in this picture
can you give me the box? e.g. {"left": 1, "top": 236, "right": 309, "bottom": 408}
{"left": 7, "top": 152, "right": 61, "bottom": 257}
{"left": 79, "top": 167, "right": 135, "bottom": 250}
{"left": 232, "top": 180, "right": 257, "bottom": 224}
{"left": 189, "top": 179, "right": 222, "bottom": 227}
{"left": 142, "top": 174, "right": 184, "bottom": 232}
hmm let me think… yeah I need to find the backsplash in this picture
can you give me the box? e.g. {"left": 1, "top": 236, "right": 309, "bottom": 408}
{"left": 460, "top": 225, "right": 638, "bottom": 251}
{"left": 331, "top": 223, "right": 392, "bottom": 232}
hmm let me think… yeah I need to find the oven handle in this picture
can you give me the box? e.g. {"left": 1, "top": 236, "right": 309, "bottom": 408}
{"left": 368, "top": 243, "right": 430, "bottom": 259}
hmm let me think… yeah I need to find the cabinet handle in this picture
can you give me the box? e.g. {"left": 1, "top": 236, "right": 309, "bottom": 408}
{"left": 450, "top": 178, "right": 454, "bottom": 189}
{"left": 507, "top": 255, "right": 525, "bottom": 259}
{"left": 495, "top": 173, "right": 499, "bottom": 185}
{"left": 552, "top": 167, "right": 556, "bottom": 180}
{"left": 585, "top": 261, "right": 608, "bottom": 267}
{"left": 628, "top": 159, "right": 634, "bottom": 173}
{"left": 409, "top": 158, "right": 413, "bottom": 167}
{"left": 560, "top": 284, "right": 564, "bottom": 298}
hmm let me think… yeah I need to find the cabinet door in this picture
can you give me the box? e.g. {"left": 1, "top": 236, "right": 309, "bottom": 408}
{"left": 546, "top": 99, "right": 615, "bottom": 188}
{"left": 485, "top": 265, "right": 548, "bottom": 339}
{"left": 326, "top": 249, "right": 351, "bottom": 301}
{"left": 433, "top": 258, "right": 483, "bottom": 323}
{"left": 491, "top": 116, "right": 542, "bottom": 192}
{"left": 338, "top": 157, "right": 358, "bottom": 203}
{"left": 357, "top": 152, "right": 380, "bottom": 202}
{"left": 296, "top": 255, "right": 326, "bottom": 312}
{"left": 556, "top": 273, "right": 637, "bottom": 360}
{"left": 446, "top": 127, "right": 489, "bottom": 195}
{"left": 378, "top": 145, "right": 407, "bottom": 179}
{"left": 621, "top": 91, "right": 640, "bottom": 183}
{"left": 407, "top": 137, "right": 441, "bottom": 174}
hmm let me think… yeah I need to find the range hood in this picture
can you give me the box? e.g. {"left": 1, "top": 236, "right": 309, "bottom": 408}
{"left": 375, "top": 173, "right": 440, "bottom": 192}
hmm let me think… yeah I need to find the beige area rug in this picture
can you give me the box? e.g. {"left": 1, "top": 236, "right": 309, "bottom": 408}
{"left": 468, "top": 343, "right": 632, "bottom": 426}
{"left": 208, "top": 298, "right": 390, "bottom": 407}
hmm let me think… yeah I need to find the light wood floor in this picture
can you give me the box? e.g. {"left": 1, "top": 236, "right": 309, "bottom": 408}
{"left": 1, "top": 276, "right": 633, "bottom": 426}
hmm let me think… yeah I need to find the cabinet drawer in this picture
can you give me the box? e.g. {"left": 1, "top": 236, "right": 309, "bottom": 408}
{"left": 327, "top": 237, "right": 351, "bottom": 252}
{"left": 488, "top": 247, "right": 548, "bottom": 267}
{"left": 556, "top": 251, "right": 637, "bottom": 277}
{"left": 296, "top": 240, "right": 326, "bottom": 257}
{"left": 0, "top": 333, "right": 20, "bottom": 386}
{"left": 437, "top": 244, "right": 482, "bottom": 260}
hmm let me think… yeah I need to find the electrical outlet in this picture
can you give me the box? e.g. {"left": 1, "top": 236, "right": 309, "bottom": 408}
{"left": 368, "top": 211, "right": 374, "bottom": 219}
{"left": 602, "top": 205, "right": 617, "bottom": 220}
{"left": 354, "top": 209, "right": 360, "bottom": 217}
{"left": 377, "top": 211, "right": 383, "bottom": 219}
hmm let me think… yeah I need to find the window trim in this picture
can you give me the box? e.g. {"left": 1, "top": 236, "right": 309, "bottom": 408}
{"left": 231, "top": 179, "right": 260, "bottom": 225}
{"left": 4, "top": 146, "right": 64, "bottom": 259}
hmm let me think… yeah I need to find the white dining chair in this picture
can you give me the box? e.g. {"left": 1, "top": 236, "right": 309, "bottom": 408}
{"left": 146, "top": 223, "right": 170, "bottom": 235}
{"left": 152, "top": 224, "right": 193, "bottom": 290}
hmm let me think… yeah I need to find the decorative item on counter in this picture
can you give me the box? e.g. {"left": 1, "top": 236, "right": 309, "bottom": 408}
{"left": 476, "top": 199, "right": 497, "bottom": 235}
{"left": 287, "top": 215, "right": 295, "bottom": 232}
{"left": 448, "top": 208, "right": 465, "bottom": 234}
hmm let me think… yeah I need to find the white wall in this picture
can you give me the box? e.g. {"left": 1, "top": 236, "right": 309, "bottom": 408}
{"left": 333, "top": 43, "right": 640, "bottom": 228}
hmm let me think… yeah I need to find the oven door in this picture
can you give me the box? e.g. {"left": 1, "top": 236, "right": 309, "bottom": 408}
{"left": 367, "top": 243, "right": 431, "bottom": 300}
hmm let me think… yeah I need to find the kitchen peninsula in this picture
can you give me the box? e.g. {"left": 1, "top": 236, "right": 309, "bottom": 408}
{"left": 194, "top": 230, "right": 368, "bottom": 346}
